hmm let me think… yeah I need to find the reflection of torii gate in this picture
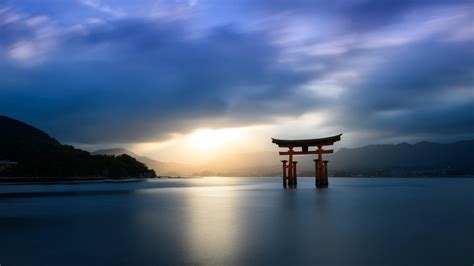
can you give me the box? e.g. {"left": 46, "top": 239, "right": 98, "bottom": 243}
{"left": 272, "top": 134, "right": 342, "bottom": 188}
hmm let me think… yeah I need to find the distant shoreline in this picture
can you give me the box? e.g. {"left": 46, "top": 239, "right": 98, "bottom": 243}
{"left": 0, "top": 177, "right": 146, "bottom": 185}
{"left": 0, "top": 175, "right": 196, "bottom": 185}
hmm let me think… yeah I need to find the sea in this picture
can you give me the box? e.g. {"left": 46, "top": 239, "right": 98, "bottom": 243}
{"left": 0, "top": 177, "right": 473, "bottom": 266}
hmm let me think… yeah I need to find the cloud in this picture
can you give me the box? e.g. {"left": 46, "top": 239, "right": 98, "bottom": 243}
{"left": 0, "top": 1, "right": 473, "bottom": 148}
{"left": 253, "top": 0, "right": 473, "bottom": 32}
{"left": 334, "top": 41, "right": 474, "bottom": 142}
{"left": 0, "top": 18, "right": 314, "bottom": 143}
{"left": 0, "top": 9, "right": 58, "bottom": 63}
{"left": 79, "top": 0, "right": 125, "bottom": 17}
{"left": 345, "top": 41, "right": 474, "bottom": 111}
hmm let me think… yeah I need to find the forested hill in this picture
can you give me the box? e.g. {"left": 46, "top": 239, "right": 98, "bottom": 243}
{"left": 0, "top": 115, "right": 155, "bottom": 178}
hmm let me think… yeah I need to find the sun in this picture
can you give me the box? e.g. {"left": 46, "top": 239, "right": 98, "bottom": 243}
{"left": 187, "top": 128, "right": 242, "bottom": 150}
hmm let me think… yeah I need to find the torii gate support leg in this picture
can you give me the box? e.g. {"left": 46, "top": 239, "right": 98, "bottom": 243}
{"left": 323, "top": 160, "right": 329, "bottom": 187}
{"left": 281, "top": 160, "right": 288, "bottom": 188}
{"left": 314, "top": 159, "right": 324, "bottom": 188}
{"left": 292, "top": 161, "right": 298, "bottom": 187}
{"left": 288, "top": 150, "right": 295, "bottom": 188}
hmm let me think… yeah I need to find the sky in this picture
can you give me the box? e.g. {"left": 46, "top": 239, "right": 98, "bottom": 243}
{"left": 0, "top": 0, "right": 473, "bottom": 163}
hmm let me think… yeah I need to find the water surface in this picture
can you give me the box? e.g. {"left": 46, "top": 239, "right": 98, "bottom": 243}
{"left": 1, "top": 177, "right": 473, "bottom": 265}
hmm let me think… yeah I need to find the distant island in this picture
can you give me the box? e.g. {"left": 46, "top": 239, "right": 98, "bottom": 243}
{"left": 0, "top": 116, "right": 156, "bottom": 183}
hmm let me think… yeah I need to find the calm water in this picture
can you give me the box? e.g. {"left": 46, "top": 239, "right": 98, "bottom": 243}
{"left": 0, "top": 177, "right": 473, "bottom": 266}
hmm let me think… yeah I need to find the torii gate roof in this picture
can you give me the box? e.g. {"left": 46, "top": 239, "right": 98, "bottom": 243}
{"left": 271, "top": 134, "right": 342, "bottom": 147}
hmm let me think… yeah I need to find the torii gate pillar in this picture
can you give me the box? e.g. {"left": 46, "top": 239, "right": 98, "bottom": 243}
{"left": 314, "top": 159, "right": 329, "bottom": 188}
{"left": 281, "top": 160, "right": 288, "bottom": 188}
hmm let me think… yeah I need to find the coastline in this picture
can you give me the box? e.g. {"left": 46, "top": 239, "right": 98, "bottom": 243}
{"left": 0, "top": 177, "right": 148, "bottom": 185}
{"left": 0, "top": 175, "right": 201, "bottom": 185}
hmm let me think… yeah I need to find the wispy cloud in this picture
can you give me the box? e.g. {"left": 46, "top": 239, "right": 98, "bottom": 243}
{"left": 79, "top": 0, "right": 125, "bottom": 17}
{"left": 0, "top": 8, "right": 58, "bottom": 64}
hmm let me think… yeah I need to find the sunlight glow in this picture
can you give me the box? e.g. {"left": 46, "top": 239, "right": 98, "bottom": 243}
{"left": 187, "top": 128, "right": 242, "bottom": 150}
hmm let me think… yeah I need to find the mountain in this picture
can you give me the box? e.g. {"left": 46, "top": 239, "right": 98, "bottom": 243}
{"left": 332, "top": 141, "right": 474, "bottom": 169}
{"left": 0, "top": 115, "right": 155, "bottom": 179}
{"left": 92, "top": 148, "right": 197, "bottom": 176}
{"left": 94, "top": 140, "right": 474, "bottom": 177}
{"left": 329, "top": 140, "right": 474, "bottom": 176}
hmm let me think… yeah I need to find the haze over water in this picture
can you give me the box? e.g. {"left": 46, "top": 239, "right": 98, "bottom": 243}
{"left": 1, "top": 177, "right": 472, "bottom": 266}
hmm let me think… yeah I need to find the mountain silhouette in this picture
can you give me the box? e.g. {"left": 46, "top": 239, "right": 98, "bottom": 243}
{"left": 95, "top": 140, "right": 474, "bottom": 177}
{"left": 0, "top": 115, "right": 155, "bottom": 179}
{"left": 92, "top": 148, "right": 197, "bottom": 176}
{"left": 331, "top": 141, "right": 474, "bottom": 170}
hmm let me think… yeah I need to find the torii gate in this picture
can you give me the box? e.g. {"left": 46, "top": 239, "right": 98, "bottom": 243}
{"left": 271, "top": 134, "right": 342, "bottom": 188}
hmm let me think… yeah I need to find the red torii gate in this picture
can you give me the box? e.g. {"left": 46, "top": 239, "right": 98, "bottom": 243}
{"left": 271, "top": 134, "right": 342, "bottom": 188}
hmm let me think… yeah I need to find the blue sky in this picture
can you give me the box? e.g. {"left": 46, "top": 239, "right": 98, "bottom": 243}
{"left": 0, "top": 0, "right": 473, "bottom": 162}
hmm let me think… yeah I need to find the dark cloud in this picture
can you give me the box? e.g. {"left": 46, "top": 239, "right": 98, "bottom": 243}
{"left": 346, "top": 41, "right": 474, "bottom": 111}
{"left": 337, "top": 41, "right": 474, "bottom": 140}
{"left": 0, "top": 18, "right": 315, "bottom": 143}
{"left": 338, "top": 0, "right": 472, "bottom": 31}
{"left": 336, "top": 101, "right": 474, "bottom": 143}
{"left": 0, "top": 1, "right": 473, "bottom": 146}
{"left": 253, "top": 0, "right": 472, "bottom": 31}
